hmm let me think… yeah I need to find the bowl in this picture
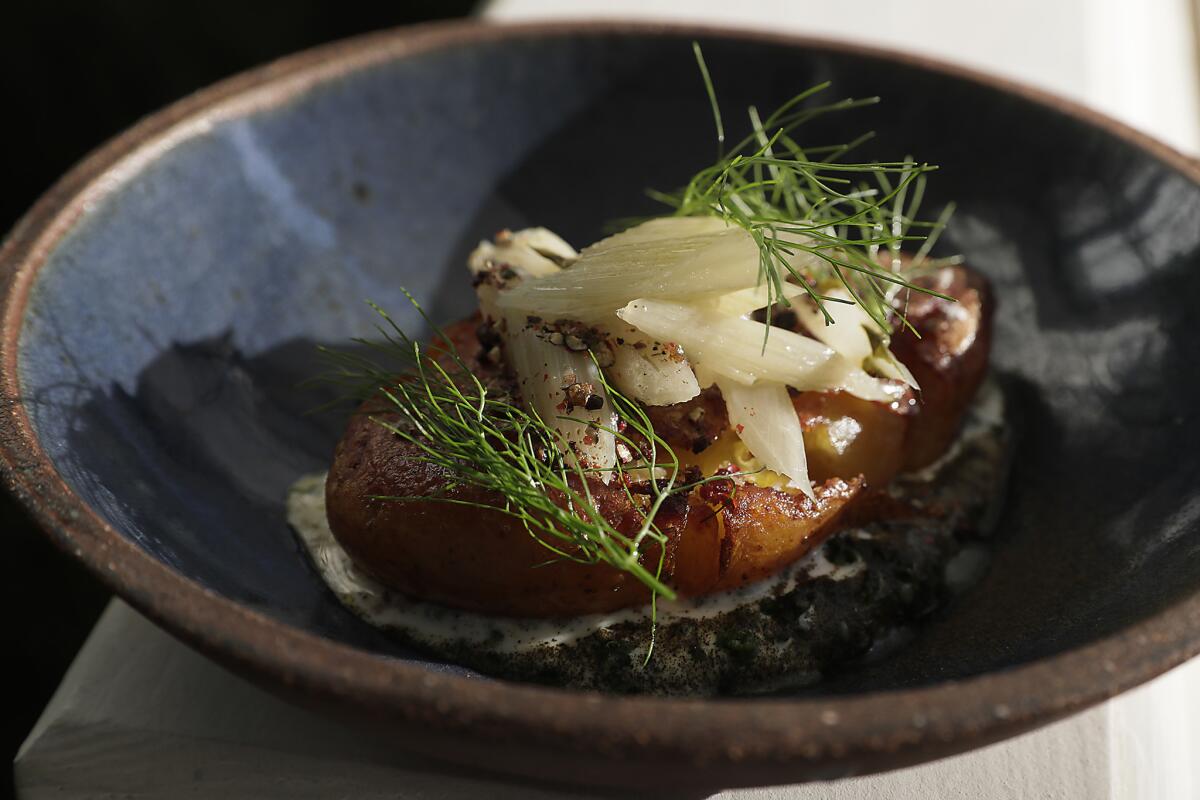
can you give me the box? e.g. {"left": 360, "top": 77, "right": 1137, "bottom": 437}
{"left": 3, "top": 20, "right": 1200, "bottom": 789}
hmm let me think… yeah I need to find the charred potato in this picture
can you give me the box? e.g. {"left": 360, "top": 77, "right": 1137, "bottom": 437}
{"left": 890, "top": 265, "right": 993, "bottom": 469}
{"left": 326, "top": 404, "right": 862, "bottom": 616}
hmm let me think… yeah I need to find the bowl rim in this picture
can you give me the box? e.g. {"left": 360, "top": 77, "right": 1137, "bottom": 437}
{"left": 3, "top": 17, "right": 1200, "bottom": 785}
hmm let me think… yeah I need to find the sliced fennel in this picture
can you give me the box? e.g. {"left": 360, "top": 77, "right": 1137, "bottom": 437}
{"left": 471, "top": 224, "right": 911, "bottom": 491}
{"left": 617, "top": 298, "right": 897, "bottom": 402}
{"left": 792, "top": 288, "right": 877, "bottom": 368}
{"left": 605, "top": 325, "right": 701, "bottom": 406}
{"left": 868, "top": 346, "right": 919, "bottom": 389}
{"left": 472, "top": 226, "right": 705, "bottom": 410}
{"left": 497, "top": 217, "right": 819, "bottom": 323}
{"left": 793, "top": 288, "right": 921, "bottom": 390}
{"left": 690, "top": 282, "right": 807, "bottom": 318}
{"left": 502, "top": 312, "right": 617, "bottom": 478}
{"left": 718, "top": 378, "right": 814, "bottom": 499}
{"left": 467, "top": 227, "right": 577, "bottom": 280}
{"left": 506, "top": 227, "right": 579, "bottom": 265}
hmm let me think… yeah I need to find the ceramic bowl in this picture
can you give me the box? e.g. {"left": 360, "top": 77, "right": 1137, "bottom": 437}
{"left": 3, "top": 21, "right": 1200, "bottom": 789}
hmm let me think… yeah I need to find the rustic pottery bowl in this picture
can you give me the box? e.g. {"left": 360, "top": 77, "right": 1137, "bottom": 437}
{"left": 3, "top": 20, "right": 1200, "bottom": 790}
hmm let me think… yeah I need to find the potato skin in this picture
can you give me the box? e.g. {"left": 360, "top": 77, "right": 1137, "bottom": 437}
{"left": 325, "top": 265, "right": 992, "bottom": 618}
{"left": 707, "top": 476, "right": 863, "bottom": 593}
{"left": 326, "top": 412, "right": 656, "bottom": 616}
{"left": 890, "top": 265, "right": 994, "bottom": 469}
{"left": 792, "top": 392, "right": 911, "bottom": 488}
{"left": 326, "top": 405, "right": 861, "bottom": 616}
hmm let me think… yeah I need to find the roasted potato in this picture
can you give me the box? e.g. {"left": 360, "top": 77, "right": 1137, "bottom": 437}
{"left": 327, "top": 414, "right": 655, "bottom": 616}
{"left": 325, "top": 265, "right": 991, "bottom": 617}
{"left": 792, "top": 392, "right": 911, "bottom": 488}
{"left": 326, "top": 406, "right": 860, "bottom": 616}
{"left": 890, "top": 265, "right": 993, "bottom": 469}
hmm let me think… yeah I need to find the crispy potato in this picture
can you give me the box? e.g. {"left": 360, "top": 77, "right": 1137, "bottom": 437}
{"left": 890, "top": 265, "right": 993, "bottom": 469}
{"left": 325, "top": 265, "right": 991, "bottom": 617}
{"left": 787, "top": 263, "right": 992, "bottom": 482}
{"left": 326, "top": 412, "right": 658, "bottom": 616}
{"left": 326, "top": 310, "right": 862, "bottom": 615}
{"left": 326, "top": 407, "right": 859, "bottom": 615}
{"left": 792, "top": 392, "right": 911, "bottom": 488}
{"left": 716, "top": 477, "right": 862, "bottom": 592}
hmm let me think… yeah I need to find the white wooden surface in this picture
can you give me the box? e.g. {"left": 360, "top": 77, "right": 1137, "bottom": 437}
{"left": 18, "top": 599, "right": 1200, "bottom": 799}
{"left": 16, "top": 2, "right": 1200, "bottom": 797}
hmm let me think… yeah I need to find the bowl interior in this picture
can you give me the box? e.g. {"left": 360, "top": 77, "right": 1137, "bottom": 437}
{"left": 17, "top": 29, "right": 1200, "bottom": 693}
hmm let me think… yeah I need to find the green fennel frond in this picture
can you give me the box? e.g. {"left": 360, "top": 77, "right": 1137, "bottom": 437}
{"left": 654, "top": 44, "right": 959, "bottom": 342}
{"left": 314, "top": 294, "right": 729, "bottom": 615}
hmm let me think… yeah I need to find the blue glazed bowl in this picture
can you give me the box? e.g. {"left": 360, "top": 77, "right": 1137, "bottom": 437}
{"left": 3, "top": 21, "right": 1200, "bottom": 788}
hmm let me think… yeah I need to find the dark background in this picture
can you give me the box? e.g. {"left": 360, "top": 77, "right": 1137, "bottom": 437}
{"left": 2, "top": 3, "right": 476, "bottom": 796}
